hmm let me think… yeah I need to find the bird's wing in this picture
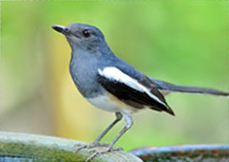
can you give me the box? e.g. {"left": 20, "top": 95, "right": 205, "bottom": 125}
{"left": 97, "top": 67, "right": 175, "bottom": 115}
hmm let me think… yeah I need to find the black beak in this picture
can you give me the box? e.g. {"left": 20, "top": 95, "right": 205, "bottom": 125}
{"left": 52, "top": 25, "right": 66, "bottom": 33}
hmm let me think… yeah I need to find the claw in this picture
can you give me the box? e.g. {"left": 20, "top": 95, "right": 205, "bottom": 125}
{"left": 74, "top": 142, "right": 110, "bottom": 153}
{"left": 73, "top": 144, "right": 88, "bottom": 153}
{"left": 74, "top": 143, "right": 123, "bottom": 161}
{"left": 85, "top": 146, "right": 123, "bottom": 162}
{"left": 85, "top": 147, "right": 111, "bottom": 162}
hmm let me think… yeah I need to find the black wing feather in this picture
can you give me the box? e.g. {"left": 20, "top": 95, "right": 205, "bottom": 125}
{"left": 98, "top": 73, "right": 175, "bottom": 116}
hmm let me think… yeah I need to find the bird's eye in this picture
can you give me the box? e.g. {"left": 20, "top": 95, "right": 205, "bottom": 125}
{"left": 65, "top": 28, "right": 70, "bottom": 32}
{"left": 82, "top": 29, "right": 91, "bottom": 38}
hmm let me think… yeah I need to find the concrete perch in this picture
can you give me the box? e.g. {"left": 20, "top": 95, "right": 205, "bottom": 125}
{"left": 0, "top": 131, "right": 143, "bottom": 162}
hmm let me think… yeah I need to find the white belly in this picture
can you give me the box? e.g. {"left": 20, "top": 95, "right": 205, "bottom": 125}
{"left": 87, "top": 93, "right": 138, "bottom": 115}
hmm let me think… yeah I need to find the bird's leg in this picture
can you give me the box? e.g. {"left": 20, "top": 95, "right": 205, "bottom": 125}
{"left": 92, "top": 112, "right": 123, "bottom": 146}
{"left": 86, "top": 114, "right": 133, "bottom": 162}
{"left": 74, "top": 112, "right": 123, "bottom": 152}
{"left": 107, "top": 114, "right": 133, "bottom": 150}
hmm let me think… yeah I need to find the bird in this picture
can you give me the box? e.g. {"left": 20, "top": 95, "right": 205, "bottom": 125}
{"left": 52, "top": 23, "right": 229, "bottom": 161}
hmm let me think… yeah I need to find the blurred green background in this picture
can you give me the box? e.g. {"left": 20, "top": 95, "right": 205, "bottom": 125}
{"left": 2, "top": 1, "right": 228, "bottom": 151}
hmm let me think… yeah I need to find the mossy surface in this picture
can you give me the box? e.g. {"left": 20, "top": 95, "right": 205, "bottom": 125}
{"left": 0, "top": 131, "right": 142, "bottom": 162}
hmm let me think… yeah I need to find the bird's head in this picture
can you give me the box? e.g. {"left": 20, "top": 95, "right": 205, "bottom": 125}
{"left": 52, "top": 23, "right": 106, "bottom": 52}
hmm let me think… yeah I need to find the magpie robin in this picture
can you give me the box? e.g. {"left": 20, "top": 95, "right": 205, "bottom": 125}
{"left": 52, "top": 23, "right": 229, "bottom": 161}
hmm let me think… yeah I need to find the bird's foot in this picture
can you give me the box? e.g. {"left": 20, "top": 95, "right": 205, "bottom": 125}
{"left": 85, "top": 146, "right": 122, "bottom": 162}
{"left": 74, "top": 142, "right": 111, "bottom": 153}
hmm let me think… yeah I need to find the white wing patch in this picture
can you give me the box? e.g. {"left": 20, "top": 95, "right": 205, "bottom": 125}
{"left": 98, "top": 67, "right": 167, "bottom": 107}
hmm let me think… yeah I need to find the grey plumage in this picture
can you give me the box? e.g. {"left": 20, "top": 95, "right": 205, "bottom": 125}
{"left": 67, "top": 24, "right": 115, "bottom": 98}
{"left": 151, "top": 79, "right": 229, "bottom": 96}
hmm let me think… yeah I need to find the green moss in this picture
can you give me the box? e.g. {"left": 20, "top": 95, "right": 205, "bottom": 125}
{"left": 0, "top": 132, "right": 142, "bottom": 162}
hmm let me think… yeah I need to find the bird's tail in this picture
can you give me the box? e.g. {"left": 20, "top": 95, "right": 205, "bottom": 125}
{"left": 151, "top": 79, "right": 229, "bottom": 97}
